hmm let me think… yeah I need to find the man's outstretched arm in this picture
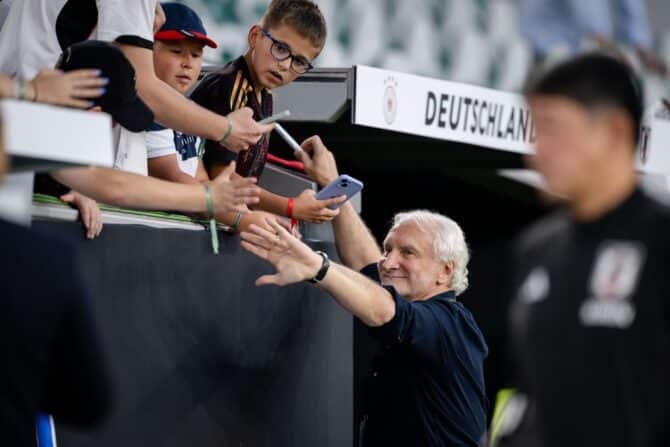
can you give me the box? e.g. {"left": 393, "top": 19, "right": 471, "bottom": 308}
{"left": 241, "top": 219, "right": 395, "bottom": 327}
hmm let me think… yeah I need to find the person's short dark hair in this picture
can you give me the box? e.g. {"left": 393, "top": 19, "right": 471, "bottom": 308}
{"left": 260, "top": 0, "right": 327, "bottom": 50}
{"left": 524, "top": 52, "right": 644, "bottom": 145}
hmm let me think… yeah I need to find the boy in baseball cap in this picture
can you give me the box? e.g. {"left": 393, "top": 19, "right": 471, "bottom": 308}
{"left": 154, "top": 2, "right": 218, "bottom": 51}
{"left": 146, "top": 2, "right": 217, "bottom": 184}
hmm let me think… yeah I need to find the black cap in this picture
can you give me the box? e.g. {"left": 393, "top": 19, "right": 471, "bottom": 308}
{"left": 57, "top": 40, "right": 154, "bottom": 132}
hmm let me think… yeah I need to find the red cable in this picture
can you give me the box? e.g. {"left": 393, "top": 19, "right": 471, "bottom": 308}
{"left": 267, "top": 153, "right": 304, "bottom": 172}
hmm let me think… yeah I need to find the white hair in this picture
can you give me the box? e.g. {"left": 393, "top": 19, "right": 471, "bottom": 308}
{"left": 390, "top": 210, "right": 470, "bottom": 296}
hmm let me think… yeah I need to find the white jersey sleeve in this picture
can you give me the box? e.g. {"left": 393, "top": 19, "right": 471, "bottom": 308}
{"left": 146, "top": 127, "right": 200, "bottom": 178}
{"left": 146, "top": 128, "right": 176, "bottom": 159}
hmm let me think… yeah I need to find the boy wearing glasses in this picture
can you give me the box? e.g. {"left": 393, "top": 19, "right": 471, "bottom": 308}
{"left": 191, "top": 0, "right": 343, "bottom": 233}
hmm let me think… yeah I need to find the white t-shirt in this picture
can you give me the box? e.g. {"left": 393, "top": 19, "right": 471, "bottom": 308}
{"left": 146, "top": 125, "right": 201, "bottom": 178}
{"left": 0, "top": 0, "right": 156, "bottom": 176}
{"left": 113, "top": 125, "right": 149, "bottom": 176}
{"left": 0, "top": 0, "right": 155, "bottom": 78}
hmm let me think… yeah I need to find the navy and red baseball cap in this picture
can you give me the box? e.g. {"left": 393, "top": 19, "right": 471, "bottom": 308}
{"left": 155, "top": 3, "right": 218, "bottom": 49}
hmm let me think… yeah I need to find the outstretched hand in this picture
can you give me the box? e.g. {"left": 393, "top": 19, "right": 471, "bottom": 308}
{"left": 236, "top": 210, "right": 299, "bottom": 238}
{"left": 209, "top": 161, "right": 261, "bottom": 213}
{"left": 240, "top": 218, "right": 322, "bottom": 286}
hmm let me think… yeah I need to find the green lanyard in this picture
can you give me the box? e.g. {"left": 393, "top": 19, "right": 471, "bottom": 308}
{"left": 203, "top": 185, "right": 219, "bottom": 255}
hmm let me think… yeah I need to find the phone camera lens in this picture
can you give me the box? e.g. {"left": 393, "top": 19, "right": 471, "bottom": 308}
{"left": 340, "top": 180, "right": 349, "bottom": 188}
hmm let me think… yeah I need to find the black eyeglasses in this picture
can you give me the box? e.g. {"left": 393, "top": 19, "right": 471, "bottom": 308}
{"left": 260, "top": 28, "right": 314, "bottom": 74}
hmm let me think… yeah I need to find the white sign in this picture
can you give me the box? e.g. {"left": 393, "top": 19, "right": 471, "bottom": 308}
{"left": 354, "top": 65, "right": 534, "bottom": 154}
{"left": 0, "top": 99, "right": 114, "bottom": 167}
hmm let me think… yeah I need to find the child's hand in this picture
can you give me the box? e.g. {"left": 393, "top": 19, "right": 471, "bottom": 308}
{"left": 60, "top": 191, "right": 103, "bottom": 239}
{"left": 222, "top": 107, "right": 275, "bottom": 152}
{"left": 294, "top": 135, "right": 339, "bottom": 187}
{"left": 208, "top": 162, "right": 261, "bottom": 213}
{"left": 237, "top": 210, "right": 292, "bottom": 234}
{"left": 292, "top": 189, "right": 346, "bottom": 224}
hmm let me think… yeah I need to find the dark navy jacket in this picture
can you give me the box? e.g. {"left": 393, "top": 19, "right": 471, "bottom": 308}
{"left": 360, "top": 264, "right": 488, "bottom": 447}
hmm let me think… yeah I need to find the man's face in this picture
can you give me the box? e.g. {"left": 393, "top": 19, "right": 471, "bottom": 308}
{"left": 247, "top": 24, "right": 320, "bottom": 89}
{"left": 153, "top": 39, "right": 204, "bottom": 94}
{"left": 379, "top": 223, "right": 452, "bottom": 301}
{"left": 527, "top": 95, "right": 611, "bottom": 200}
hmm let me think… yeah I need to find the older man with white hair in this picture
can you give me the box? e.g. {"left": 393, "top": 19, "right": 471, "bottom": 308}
{"left": 240, "top": 136, "right": 488, "bottom": 447}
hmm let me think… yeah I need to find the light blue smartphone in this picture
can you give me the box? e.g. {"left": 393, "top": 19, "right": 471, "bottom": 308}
{"left": 315, "top": 174, "right": 364, "bottom": 209}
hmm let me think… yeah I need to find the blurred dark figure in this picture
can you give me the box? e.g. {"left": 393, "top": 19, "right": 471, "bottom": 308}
{"left": 0, "top": 123, "right": 111, "bottom": 445}
{"left": 498, "top": 53, "right": 670, "bottom": 447}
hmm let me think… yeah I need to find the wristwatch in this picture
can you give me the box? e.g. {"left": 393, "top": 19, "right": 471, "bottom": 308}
{"left": 308, "top": 251, "right": 330, "bottom": 284}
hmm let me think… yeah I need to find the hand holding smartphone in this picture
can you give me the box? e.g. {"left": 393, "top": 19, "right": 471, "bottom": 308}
{"left": 315, "top": 174, "right": 364, "bottom": 209}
